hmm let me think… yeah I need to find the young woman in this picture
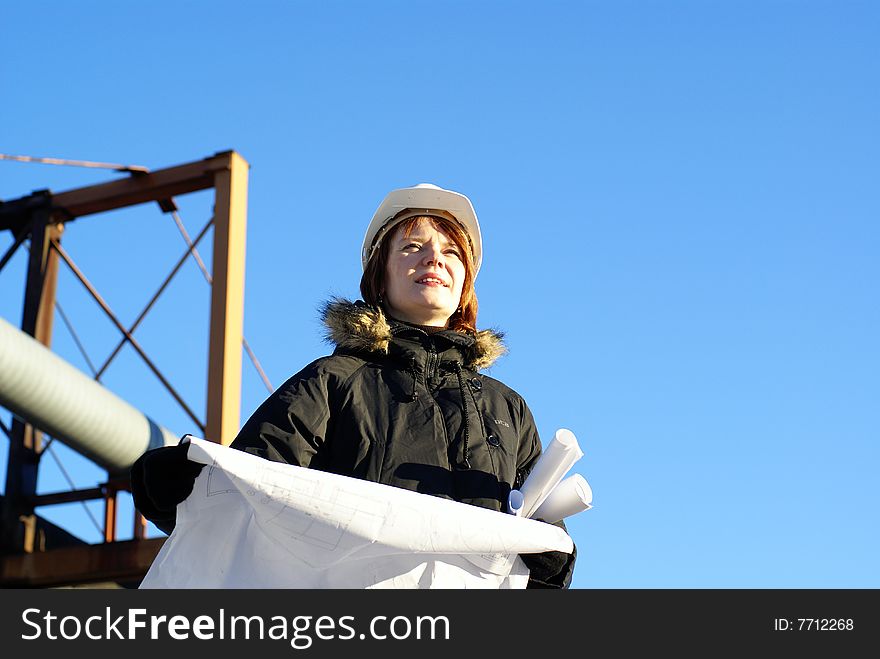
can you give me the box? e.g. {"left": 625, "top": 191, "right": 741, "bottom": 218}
{"left": 131, "top": 183, "right": 576, "bottom": 588}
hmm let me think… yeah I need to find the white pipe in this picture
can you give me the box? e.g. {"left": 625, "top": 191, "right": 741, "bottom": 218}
{"left": 0, "top": 315, "right": 179, "bottom": 472}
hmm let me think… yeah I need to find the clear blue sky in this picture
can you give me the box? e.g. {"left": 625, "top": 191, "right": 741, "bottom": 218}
{"left": 1, "top": 1, "right": 878, "bottom": 588}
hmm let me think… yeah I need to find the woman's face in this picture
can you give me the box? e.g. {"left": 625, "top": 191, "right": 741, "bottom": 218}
{"left": 383, "top": 218, "right": 466, "bottom": 327}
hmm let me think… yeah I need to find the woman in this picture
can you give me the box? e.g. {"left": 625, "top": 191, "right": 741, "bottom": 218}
{"left": 131, "top": 183, "right": 576, "bottom": 588}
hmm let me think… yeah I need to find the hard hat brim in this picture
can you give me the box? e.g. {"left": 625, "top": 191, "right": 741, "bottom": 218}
{"left": 362, "top": 184, "right": 483, "bottom": 275}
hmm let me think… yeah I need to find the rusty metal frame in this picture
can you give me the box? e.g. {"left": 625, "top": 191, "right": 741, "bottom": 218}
{"left": 0, "top": 538, "right": 166, "bottom": 587}
{"left": 0, "top": 151, "right": 249, "bottom": 586}
{"left": 205, "top": 152, "right": 249, "bottom": 446}
{"left": 50, "top": 239, "right": 206, "bottom": 432}
{"left": 96, "top": 216, "right": 214, "bottom": 380}
{"left": 1, "top": 199, "right": 63, "bottom": 555}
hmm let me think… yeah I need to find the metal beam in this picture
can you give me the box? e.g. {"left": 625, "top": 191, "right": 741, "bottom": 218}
{"left": 46, "top": 150, "right": 237, "bottom": 220}
{"left": 0, "top": 539, "right": 165, "bottom": 587}
{"left": 95, "top": 216, "right": 213, "bottom": 379}
{"left": 0, "top": 189, "right": 51, "bottom": 233}
{"left": 50, "top": 240, "right": 205, "bottom": 432}
{"left": 1, "top": 205, "right": 62, "bottom": 554}
{"left": 206, "top": 152, "right": 249, "bottom": 445}
{"left": 31, "top": 487, "right": 104, "bottom": 507}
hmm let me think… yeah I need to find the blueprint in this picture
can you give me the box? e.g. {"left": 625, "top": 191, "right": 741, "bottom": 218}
{"left": 518, "top": 428, "right": 585, "bottom": 519}
{"left": 532, "top": 473, "right": 593, "bottom": 523}
{"left": 139, "top": 437, "right": 574, "bottom": 589}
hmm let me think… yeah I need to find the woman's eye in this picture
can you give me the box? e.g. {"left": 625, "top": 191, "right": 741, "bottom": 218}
{"left": 404, "top": 243, "right": 421, "bottom": 250}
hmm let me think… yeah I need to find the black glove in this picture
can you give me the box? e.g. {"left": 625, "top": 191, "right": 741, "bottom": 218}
{"left": 521, "top": 546, "right": 577, "bottom": 589}
{"left": 521, "top": 518, "right": 577, "bottom": 589}
{"left": 130, "top": 443, "right": 204, "bottom": 526}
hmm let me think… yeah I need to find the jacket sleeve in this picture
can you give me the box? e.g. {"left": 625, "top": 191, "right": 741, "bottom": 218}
{"left": 514, "top": 397, "right": 578, "bottom": 589}
{"left": 229, "top": 358, "right": 338, "bottom": 468}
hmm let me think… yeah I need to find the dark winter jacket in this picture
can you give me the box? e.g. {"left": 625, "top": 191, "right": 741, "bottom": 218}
{"left": 132, "top": 298, "right": 576, "bottom": 588}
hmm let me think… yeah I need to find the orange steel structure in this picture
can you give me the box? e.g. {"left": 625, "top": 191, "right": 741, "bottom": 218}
{"left": 0, "top": 151, "right": 249, "bottom": 586}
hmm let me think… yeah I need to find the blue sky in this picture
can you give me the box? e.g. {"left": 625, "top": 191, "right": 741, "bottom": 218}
{"left": 1, "top": 1, "right": 878, "bottom": 588}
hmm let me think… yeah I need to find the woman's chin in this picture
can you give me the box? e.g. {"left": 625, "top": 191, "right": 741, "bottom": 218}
{"left": 393, "top": 299, "right": 455, "bottom": 325}
{"left": 412, "top": 290, "right": 452, "bottom": 309}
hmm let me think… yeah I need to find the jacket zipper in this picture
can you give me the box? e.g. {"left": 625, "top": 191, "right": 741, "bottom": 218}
{"left": 426, "top": 344, "right": 439, "bottom": 382}
{"left": 423, "top": 343, "right": 453, "bottom": 470}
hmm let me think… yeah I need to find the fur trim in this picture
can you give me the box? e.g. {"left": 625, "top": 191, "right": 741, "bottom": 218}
{"left": 321, "top": 297, "right": 392, "bottom": 355}
{"left": 320, "top": 297, "right": 506, "bottom": 370}
{"left": 468, "top": 329, "right": 509, "bottom": 371}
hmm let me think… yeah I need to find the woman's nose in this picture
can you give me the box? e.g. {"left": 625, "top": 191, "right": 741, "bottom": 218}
{"left": 422, "top": 242, "right": 445, "bottom": 267}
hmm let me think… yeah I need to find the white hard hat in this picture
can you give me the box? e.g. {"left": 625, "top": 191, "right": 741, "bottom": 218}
{"left": 361, "top": 183, "right": 483, "bottom": 275}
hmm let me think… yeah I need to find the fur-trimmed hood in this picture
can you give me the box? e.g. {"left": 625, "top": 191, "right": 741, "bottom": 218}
{"left": 320, "top": 298, "right": 507, "bottom": 371}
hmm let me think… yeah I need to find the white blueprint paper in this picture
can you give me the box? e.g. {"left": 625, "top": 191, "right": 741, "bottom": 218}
{"left": 139, "top": 438, "right": 573, "bottom": 589}
{"left": 506, "top": 428, "right": 592, "bottom": 523}
{"left": 518, "top": 428, "right": 584, "bottom": 519}
{"left": 531, "top": 474, "right": 593, "bottom": 523}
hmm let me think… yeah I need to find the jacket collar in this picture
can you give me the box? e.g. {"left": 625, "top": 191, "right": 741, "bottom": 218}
{"left": 320, "top": 297, "right": 507, "bottom": 371}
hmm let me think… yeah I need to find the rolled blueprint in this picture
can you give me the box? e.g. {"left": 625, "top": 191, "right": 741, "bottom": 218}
{"left": 507, "top": 489, "right": 524, "bottom": 516}
{"left": 519, "top": 428, "right": 584, "bottom": 519}
{"left": 531, "top": 474, "right": 593, "bottom": 523}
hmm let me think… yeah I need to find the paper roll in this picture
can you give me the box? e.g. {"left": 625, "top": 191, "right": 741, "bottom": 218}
{"left": 519, "top": 428, "right": 584, "bottom": 519}
{"left": 507, "top": 489, "right": 524, "bottom": 516}
{"left": 531, "top": 474, "right": 593, "bottom": 523}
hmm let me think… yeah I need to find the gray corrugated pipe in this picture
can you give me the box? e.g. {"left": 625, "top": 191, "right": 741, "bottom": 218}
{"left": 0, "top": 315, "right": 180, "bottom": 473}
